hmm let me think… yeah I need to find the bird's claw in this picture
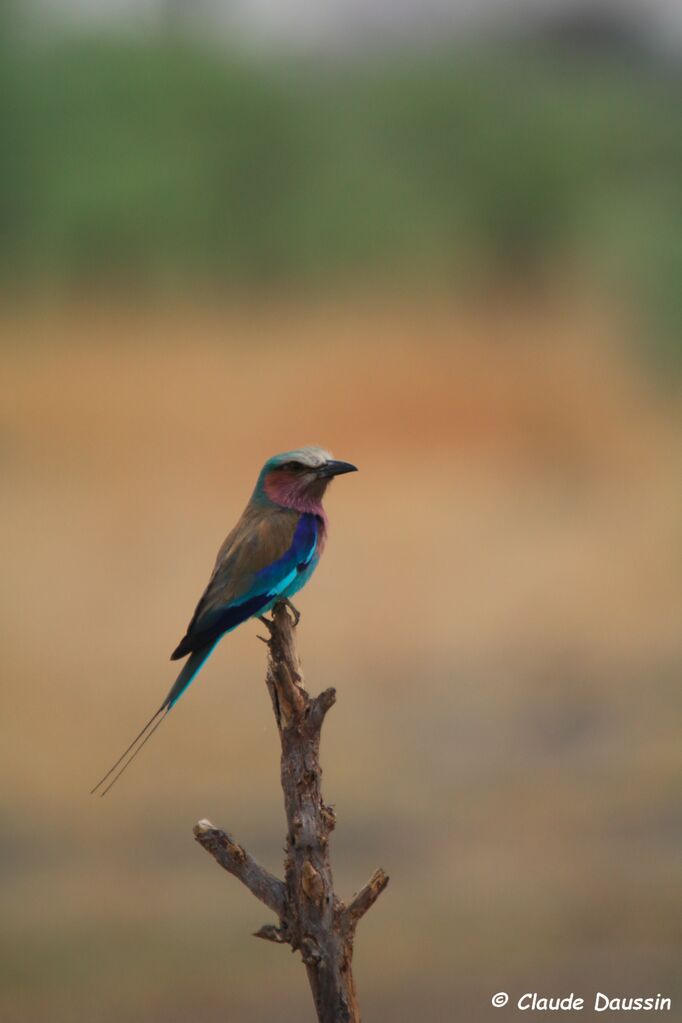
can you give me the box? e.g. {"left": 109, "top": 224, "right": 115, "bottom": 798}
{"left": 283, "top": 598, "right": 301, "bottom": 626}
{"left": 259, "top": 601, "right": 300, "bottom": 631}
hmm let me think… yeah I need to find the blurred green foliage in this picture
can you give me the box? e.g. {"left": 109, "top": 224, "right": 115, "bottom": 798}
{"left": 0, "top": 30, "right": 680, "bottom": 351}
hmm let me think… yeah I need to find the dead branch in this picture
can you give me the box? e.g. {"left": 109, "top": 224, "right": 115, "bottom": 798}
{"left": 193, "top": 601, "right": 388, "bottom": 1022}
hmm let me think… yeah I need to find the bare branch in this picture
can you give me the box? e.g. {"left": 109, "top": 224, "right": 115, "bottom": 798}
{"left": 253, "top": 923, "right": 288, "bottom": 944}
{"left": 343, "top": 869, "right": 390, "bottom": 930}
{"left": 193, "top": 601, "right": 388, "bottom": 1022}
{"left": 307, "top": 686, "right": 337, "bottom": 732}
{"left": 193, "top": 819, "right": 286, "bottom": 918}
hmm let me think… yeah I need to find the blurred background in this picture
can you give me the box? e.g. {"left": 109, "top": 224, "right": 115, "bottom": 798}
{"left": 1, "top": 1, "right": 681, "bottom": 1021}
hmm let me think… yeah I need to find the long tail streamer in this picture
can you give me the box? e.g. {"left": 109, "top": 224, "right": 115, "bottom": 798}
{"left": 90, "top": 703, "right": 168, "bottom": 797}
{"left": 90, "top": 642, "right": 218, "bottom": 797}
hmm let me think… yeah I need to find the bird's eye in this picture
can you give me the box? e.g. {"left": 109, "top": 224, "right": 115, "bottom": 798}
{"left": 280, "top": 461, "right": 304, "bottom": 472}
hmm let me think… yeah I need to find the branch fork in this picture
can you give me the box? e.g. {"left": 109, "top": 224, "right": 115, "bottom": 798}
{"left": 193, "top": 601, "right": 388, "bottom": 1023}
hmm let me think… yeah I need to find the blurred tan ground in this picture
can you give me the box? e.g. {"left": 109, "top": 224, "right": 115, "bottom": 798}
{"left": 1, "top": 296, "right": 680, "bottom": 1022}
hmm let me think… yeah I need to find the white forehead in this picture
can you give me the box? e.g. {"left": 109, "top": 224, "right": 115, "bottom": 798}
{"left": 284, "top": 445, "right": 331, "bottom": 468}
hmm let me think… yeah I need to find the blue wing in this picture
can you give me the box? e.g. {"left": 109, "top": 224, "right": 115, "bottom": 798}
{"left": 170, "top": 513, "right": 318, "bottom": 662}
{"left": 90, "top": 513, "right": 320, "bottom": 795}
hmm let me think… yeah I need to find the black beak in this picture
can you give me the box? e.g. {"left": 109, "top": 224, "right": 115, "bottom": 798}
{"left": 318, "top": 459, "right": 358, "bottom": 479}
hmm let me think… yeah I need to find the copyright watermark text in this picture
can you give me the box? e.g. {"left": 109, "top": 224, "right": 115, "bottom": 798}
{"left": 491, "top": 992, "right": 672, "bottom": 1013}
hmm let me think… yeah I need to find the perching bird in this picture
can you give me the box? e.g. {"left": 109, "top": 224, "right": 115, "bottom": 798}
{"left": 91, "top": 445, "right": 357, "bottom": 796}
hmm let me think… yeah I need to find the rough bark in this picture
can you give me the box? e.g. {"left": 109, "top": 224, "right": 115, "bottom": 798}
{"left": 193, "top": 601, "right": 388, "bottom": 1023}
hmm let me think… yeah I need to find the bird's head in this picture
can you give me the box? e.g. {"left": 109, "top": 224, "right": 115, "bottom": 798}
{"left": 255, "top": 445, "right": 357, "bottom": 513}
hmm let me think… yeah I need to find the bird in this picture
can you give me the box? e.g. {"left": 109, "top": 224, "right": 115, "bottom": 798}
{"left": 91, "top": 445, "right": 357, "bottom": 796}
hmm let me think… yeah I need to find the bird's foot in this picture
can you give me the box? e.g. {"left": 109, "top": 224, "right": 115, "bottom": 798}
{"left": 257, "top": 614, "right": 275, "bottom": 641}
{"left": 283, "top": 598, "right": 301, "bottom": 626}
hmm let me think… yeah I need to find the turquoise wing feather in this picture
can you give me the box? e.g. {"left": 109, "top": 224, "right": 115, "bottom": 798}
{"left": 90, "top": 509, "right": 320, "bottom": 795}
{"left": 170, "top": 511, "right": 319, "bottom": 662}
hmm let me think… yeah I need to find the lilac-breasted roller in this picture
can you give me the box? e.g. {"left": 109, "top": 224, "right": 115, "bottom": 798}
{"left": 91, "top": 445, "right": 357, "bottom": 795}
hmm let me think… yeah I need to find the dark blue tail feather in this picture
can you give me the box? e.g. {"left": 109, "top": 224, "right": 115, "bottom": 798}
{"left": 166, "top": 640, "right": 219, "bottom": 708}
